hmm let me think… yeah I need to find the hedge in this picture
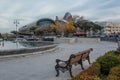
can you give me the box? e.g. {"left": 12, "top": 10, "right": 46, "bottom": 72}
{"left": 107, "top": 65, "right": 120, "bottom": 80}
{"left": 96, "top": 52, "right": 120, "bottom": 75}
{"left": 71, "top": 63, "right": 100, "bottom": 80}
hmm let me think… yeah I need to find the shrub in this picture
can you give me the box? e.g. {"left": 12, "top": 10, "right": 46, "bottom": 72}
{"left": 107, "top": 65, "right": 120, "bottom": 80}
{"left": 106, "top": 49, "right": 120, "bottom": 56}
{"left": 104, "top": 50, "right": 115, "bottom": 55}
{"left": 84, "top": 62, "right": 100, "bottom": 76}
{"left": 96, "top": 53, "right": 120, "bottom": 75}
{"left": 117, "top": 47, "right": 120, "bottom": 52}
{"left": 71, "top": 63, "right": 100, "bottom": 80}
{"left": 71, "top": 73, "right": 100, "bottom": 80}
{"left": 71, "top": 50, "right": 120, "bottom": 80}
{"left": 99, "top": 74, "right": 107, "bottom": 80}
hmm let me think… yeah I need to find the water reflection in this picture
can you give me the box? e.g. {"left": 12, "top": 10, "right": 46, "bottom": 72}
{"left": 19, "top": 42, "right": 52, "bottom": 48}
{"left": 0, "top": 41, "right": 53, "bottom": 50}
{"left": 0, "top": 41, "right": 25, "bottom": 50}
{"left": 0, "top": 41, "right": 4, "bottom": 47}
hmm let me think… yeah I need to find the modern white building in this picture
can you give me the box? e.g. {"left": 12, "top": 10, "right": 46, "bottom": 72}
{"left": 96, "top": 22, "right": 120, "bottom": 34}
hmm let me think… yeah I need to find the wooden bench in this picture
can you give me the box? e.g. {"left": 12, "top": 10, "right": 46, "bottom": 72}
{"left": 55, "top": 48, "right": 93, "bottom": 77}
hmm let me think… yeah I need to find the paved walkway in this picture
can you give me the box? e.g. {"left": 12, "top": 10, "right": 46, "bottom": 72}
{"left": 0, "top": 41, "right": 117, "bottom": 80}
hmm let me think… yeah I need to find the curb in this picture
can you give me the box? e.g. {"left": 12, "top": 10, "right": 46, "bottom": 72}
{"left": 0, "top": 47, "right": 58, "bottom": 59}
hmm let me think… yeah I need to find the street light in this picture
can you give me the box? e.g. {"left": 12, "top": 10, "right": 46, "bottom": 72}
{"left": 13, "top": 19, "right": 20, "bottom": 38}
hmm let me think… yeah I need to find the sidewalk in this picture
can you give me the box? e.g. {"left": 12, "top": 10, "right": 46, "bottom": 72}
{"left": 0, "top": 41, "right": 117, "bottom": 80}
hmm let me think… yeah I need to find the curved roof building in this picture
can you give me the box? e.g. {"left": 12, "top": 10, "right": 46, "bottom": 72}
{"left": 36, "top": 18, "right": 55, "bottom": 26}
{"left": 19, "top": 18, "right": 55, "bottom": 32}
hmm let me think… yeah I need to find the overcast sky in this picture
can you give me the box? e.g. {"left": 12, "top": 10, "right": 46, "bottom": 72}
{"left": 0, "top": 0, "right": 120, "bottom": 33}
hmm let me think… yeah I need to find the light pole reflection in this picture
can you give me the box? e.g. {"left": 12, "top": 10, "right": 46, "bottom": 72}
{"left": 13, "top": 19, "right": 20, "bottom": 38}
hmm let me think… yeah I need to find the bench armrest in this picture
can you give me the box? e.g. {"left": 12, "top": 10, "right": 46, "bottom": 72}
{"left": 56, "top": 59, "right": 67, "bottom": 64}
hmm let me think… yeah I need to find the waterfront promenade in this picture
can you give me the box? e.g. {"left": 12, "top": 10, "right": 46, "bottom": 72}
{"left": 0, "top": 41, "right": 117, "bottom": 80}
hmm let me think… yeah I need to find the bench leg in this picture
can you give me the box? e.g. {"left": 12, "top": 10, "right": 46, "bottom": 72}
{"left": 78, "top": 60, "right": 84, "bottom": 70}
{"left": 81, "top": 62, "right": 84, "bottom": 70}
{"left": 55, "top": 65, "right": 60, "bottom": 77}
{"left": 68, "top": 66, "right": 73, "bottom": 77}
{"left": 87, "top": 56, "right": 91, "bottom": 64}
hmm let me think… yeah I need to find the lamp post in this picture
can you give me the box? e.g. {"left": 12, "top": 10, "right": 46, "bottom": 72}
{"left": 13, "top": 19, "right": 20, "bottom": 38}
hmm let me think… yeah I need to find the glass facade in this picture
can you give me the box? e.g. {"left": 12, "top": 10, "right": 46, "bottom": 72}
{"left": 37, "top": 20, "right": 54, "bottom": 26}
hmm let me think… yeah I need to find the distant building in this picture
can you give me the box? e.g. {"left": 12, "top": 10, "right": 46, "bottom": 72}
{"left": 19, "top": 18, "right": 55, "bottom": 34}
{"left": 18, "top": 12, "right": 85, "bottom": 37}
{"left": 96, "top": 22, "right": 120, "bottom": 34}
{"left": 19, "top": 12, "right": 76, "bottom": 34}
{"left": 63, "top": 12, "right": 73, "bottom": 21}
{"left": 73, "top": 15, "right": 84, "bottom": 23}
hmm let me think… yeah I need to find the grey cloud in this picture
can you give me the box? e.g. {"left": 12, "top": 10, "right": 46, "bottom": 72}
{"left": 0, "top": 0, "right": 120, "bottom": 33}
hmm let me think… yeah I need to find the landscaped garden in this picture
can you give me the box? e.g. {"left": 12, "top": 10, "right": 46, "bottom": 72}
{"left": 71, "top": 48, "right": 120, "bottom": 80}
